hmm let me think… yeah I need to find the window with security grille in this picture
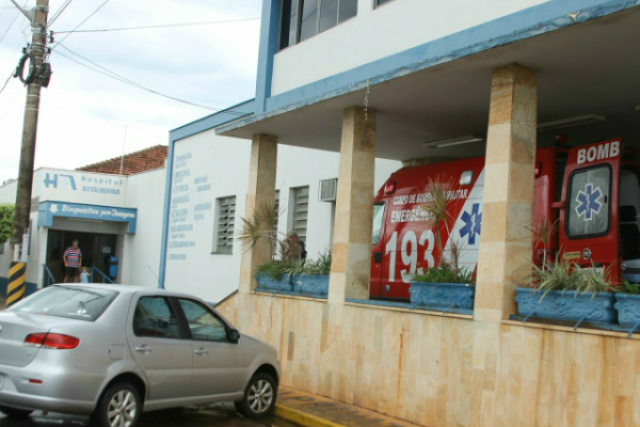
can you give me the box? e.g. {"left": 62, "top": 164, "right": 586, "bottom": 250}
{"left": 214, "top": 196, "right": 236, "bottom": 254}
{"left": 290, "top": 186, "right": 309, "bottom": 242}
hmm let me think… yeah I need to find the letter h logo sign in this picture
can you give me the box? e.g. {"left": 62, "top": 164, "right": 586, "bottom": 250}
{"left": 44, "top": 173, "right": 77, "bottom": 190}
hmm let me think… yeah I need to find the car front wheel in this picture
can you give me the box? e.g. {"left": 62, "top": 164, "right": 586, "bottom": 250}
{"left": 0, "top": 405, "right": 33, "bottom": 418}
{"left": 95, "top": 381, "right": 142, "bottom": 427}
{"left": 235, "top": 373, "right": 277, "bottom": 418}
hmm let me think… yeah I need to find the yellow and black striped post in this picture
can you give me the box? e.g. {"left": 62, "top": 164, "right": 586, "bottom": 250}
{"left": 7, "top": 261, "right": 26, "bottom": 306}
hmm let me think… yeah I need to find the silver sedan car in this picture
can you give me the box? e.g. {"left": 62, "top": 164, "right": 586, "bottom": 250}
{"left": 0, "top": 284, "right": 280, "bottom": 427}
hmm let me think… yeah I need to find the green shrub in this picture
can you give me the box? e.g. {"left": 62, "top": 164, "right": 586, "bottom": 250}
{"left": 619, "top": 280, "right": 640, "bottom": 294}
{"left": 412, "top": 263, "right": 473, "bottom": 284}
{"left": 257, "top": 251, "right": 332, "bottom": 280}
{"left": 303, "top": 251, "right": 332, "bottom": 276}
{"left": 0, "top": 204, "right": 14, "bottom": 245}
{"left": 257, "top": 261, "right": 290, "bottom": 280}
{"left": 527, "top": 258, "right": 611, "bottom": 301}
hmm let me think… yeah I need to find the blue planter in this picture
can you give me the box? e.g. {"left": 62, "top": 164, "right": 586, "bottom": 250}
{"left": 291, "top": 274, "right": 329, "bottom": 298}
{"left": 256, "top": 272, "right": 294, "bottom": 292}
{"left": 409, "top": 282, "right": 475, "bottom": 311}
{"left": 256, "top": 272, "right": 328, "bottom": 298}
{"left": 614, "top": 293, "right": 640, "bottom": 329}
{"left": 515, "top": 288, "right": 616, "bottom": 324}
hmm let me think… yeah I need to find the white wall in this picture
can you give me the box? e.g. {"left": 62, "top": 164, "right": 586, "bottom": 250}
{"left": 122, "top": 167, "right": 166, "bottom": 287}
{"left": 271, "top": 0, "right": 548, "bottom": 95}
{"left": 164, "top": 130, "right": 401, "bottom": 303}
{"left": 0, "top": 167, "right": 143, "bottom": 289}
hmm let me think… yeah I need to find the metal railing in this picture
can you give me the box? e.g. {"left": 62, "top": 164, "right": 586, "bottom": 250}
{"left": 43, "top": 265, "right": 56, "bottom": 287}
{"left": 91, "top": 266, "right": 114, "bottom": 284}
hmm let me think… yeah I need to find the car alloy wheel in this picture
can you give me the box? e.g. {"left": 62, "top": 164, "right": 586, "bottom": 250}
{"left": 248, "top": 379, "right": 274, "bottom": 414}
{"left": 107, "top": 389, "right": 137, "bottom": 427}
{"left": 96, "top": 381, "right": 141, "bottom": 427}
{"left": 236, "top": 373, "right": 277, "bottom": 418}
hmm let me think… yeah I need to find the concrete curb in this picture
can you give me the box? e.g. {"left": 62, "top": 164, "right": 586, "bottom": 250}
{"left": 275, "top": 404, "right": 347, "bottom": 427}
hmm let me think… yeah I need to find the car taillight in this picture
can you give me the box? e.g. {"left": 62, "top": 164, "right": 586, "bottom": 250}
{"left": 24, "top": 333, "right": 80, "bottom": 350}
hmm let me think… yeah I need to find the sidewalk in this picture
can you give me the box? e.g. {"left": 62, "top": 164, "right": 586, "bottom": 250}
{"left": 275, "top": 387, "right": 425, "bottom": 427}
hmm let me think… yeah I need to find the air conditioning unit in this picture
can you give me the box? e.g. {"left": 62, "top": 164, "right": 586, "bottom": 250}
{"left": 319, "top": 178, "right": 338, "bottom": 202}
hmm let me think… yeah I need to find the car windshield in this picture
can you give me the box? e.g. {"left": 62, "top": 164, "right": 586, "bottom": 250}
{"left": 10, "top": 286, "right": 118, "bottom": 321}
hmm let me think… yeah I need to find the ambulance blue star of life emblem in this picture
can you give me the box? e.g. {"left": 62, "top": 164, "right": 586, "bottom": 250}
{"left": 575, "top": 183, "right": 603, "bottom": 221}
{"left": 460, "top": 203, "right": 482, "bottom": 245}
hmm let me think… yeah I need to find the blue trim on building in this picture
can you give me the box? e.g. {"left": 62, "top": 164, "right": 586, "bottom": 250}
{"left": 170, "top": 99, "right": 256, "bottom": 142}
{"left": 1, "top": 277, "right": 38, "bottom": 300}
{"left": 254, "top": 0, "right": 281, "bottom": 113}
{"left": 158, "top": 139, "right": 174, "bottom": 289}
{"left": 218, "top": 0, "right": 640, "bottom": 134}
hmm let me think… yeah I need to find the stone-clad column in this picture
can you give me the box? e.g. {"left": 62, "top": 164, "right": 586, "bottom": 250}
{"left": 475, "top": 64, "right": 537, "bottom": 322}
{"left": 328, "top": 107, "right": 376, "bottom": 303}
{"left": 238, "top": 134, "right": 277, "bottom": 294}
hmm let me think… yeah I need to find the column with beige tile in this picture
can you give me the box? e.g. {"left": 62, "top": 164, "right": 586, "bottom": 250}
{"left": 328, "top": 106, "right": 376, "bottom": 303}
{"left": 238, "top": 133, "right": 278, "bottom": 294}
{"left": 475, "top": 63, "right": 537, "bottom": 323}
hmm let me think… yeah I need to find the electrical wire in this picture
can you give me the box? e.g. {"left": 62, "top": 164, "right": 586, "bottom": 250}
{"left": 53, "top": 17, "right": 259, "bottom": 33}
{"left": 47, "top": 0, "right": 73, "bottom": 28}
{"left": 51, "top": 0, "right": 111, "bottom": 49}
{"left": 0, "top": 0, "right": 26, "bottom": 46}
{"left": 0, "top": 70, "right": 13, "bottom": 95}
{"left": 54, "top": 44, "right": 246, "bottom": 114}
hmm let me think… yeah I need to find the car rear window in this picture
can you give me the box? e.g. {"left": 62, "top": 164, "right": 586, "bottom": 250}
{"left": 10, "top": 286, "right": 118, "bottom": 321}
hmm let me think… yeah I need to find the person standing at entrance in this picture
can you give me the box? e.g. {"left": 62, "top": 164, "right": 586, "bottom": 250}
{"left": 63, "top": 240, "right": 82, "bottom": 283}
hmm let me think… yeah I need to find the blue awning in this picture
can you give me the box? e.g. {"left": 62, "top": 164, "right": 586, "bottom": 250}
{"left": 38, "top": 201, "right": 137, "bottom": 234}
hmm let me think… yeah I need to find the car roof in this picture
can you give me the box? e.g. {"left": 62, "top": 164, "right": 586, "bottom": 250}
{"left": 53, "top": 283, "right": 202, "bottom": 301}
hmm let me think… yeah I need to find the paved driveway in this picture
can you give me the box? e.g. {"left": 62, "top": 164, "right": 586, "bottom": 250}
{"left": 0, "top": 404, "right": 298, "bottom": 427}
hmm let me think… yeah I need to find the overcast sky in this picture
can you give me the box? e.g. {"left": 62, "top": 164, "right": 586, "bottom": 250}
{"left": 0, "top": 0, "right": 261, "bottom": 184}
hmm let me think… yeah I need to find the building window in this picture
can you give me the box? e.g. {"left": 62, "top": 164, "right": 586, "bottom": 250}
{"left": 280, "top": 0, "right": 357, "bottom": 49}
{"left": 214, "top": 196, "right": 236, "bottom": 254}
{"left": 289, "top": 186, "right": 309, "bottom": 242}
{"left": 375, "top": 0, "right": 394, "bottom": 7}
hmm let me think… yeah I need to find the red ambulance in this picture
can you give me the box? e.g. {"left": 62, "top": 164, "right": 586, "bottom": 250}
{"left": 370, "top": 138, "right": 640, "bottom": 300}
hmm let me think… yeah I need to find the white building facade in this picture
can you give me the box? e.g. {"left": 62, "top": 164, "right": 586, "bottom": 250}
{"left": 0, "top": 167, "right": 164, "bottom": 296}
{"left": 160, "top": 114, "right": 400, "bottom": 301}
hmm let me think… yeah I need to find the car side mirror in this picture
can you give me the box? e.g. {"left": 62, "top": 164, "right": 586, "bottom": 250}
{"left": 227, "top": 328, "right": 240, "bottom": 344}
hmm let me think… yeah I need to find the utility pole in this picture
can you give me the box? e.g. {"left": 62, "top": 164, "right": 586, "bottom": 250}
{"left": 6, "top": 0, "right": 50, "bottom": 306}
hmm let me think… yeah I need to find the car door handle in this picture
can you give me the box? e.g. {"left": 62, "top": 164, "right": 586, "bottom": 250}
{"left": 134, "top": 345, "right": 152, "bottom": 354}
{"left": 194, "top": 347, "right": 208, "bottom": 356}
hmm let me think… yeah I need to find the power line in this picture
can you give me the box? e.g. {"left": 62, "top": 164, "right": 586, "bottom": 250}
{"left": 53, "top": 17, "right": 259, "bottom": 33}
{"left": 0, "top": 70, "right": 13, "bottom": 95}
{"left": 47, "top": 0, "right": 73, "bottom": 27}
{"left": 54, "top": 44, "right": 246, "bottom": 114}
{"left": 0, "top": 0, "right": 25, "bottom": 46}
{"left": 51, "top": 0, "right": 110, "bottom": 49}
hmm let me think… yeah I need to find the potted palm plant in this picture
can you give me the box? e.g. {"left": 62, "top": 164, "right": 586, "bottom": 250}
{"left": 515, "top": 259, "right": 616, "bottom": 326}
{"left": 409, "top": 177, "right": 476, "bottom": 313}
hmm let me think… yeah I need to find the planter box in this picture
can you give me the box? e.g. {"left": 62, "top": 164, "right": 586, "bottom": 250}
{"left": 291, "top": 274, "right": 329, "bottom": 298}
{"left": 256, "top": 272, "right": 294, "bottom": 293}
{"left": 256, "top": 272, "right": 328, "bottom": 298}
{"left": 409, "top": 282, "right": 475, "bottom": 311}
{"left": 614, "top": 293, "right": 640, "bottom": 329}
{"left": 515, "top": 288, "right": 616, "bottom": 324}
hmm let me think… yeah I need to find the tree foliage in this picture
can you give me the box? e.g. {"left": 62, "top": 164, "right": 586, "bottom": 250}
{"left": 0, "top": 204, "right": 15, "bottom": 245}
